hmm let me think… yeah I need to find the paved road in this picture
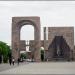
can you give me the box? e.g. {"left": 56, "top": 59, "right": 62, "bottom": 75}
{"left": 0, "top": 62, "right": 75, "bottom": 74}
{"left": 0, "top": 62, "right": 29, "bottom": 72}
{"left": 0, "top": 63, "right": 17, "bottom": 72}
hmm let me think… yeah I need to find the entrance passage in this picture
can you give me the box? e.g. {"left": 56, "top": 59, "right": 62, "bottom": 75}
{"left": 40, "top": 47, "right": 45, "bottom": 61}
{"left": 53, "top": 36, "right": 64, "bottom": 58}
{"left": 48, "top": 36, "right": 70, "bottom": 61}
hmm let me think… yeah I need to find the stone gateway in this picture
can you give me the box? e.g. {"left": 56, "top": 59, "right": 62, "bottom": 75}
{"left": 12, "top": 17, "right": 41, "bottom": 61}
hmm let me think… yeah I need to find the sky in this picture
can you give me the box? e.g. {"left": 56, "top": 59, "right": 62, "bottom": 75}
{"left": 0, "top": 1, "right": 75, "bottom": 45}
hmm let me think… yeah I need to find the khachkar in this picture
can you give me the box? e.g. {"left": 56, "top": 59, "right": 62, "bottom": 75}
{"left": 12, "top": 17, "right": 41, "bottom": 62}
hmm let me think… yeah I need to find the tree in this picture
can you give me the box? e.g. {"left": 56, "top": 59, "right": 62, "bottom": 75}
{"left": 20, "top": 53, "right": 27, "bottom": 60}
{"left": 0, "top": 46, "right": 2, "bottom": 63}
{"left": 0, "top": 41, "right": 11, "bottom": 63}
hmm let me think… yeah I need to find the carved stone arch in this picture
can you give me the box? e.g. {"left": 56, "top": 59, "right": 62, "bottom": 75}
{"left": 17, "top": 20, "right": 37, "bottom": 28}
{"left": 12, "top": 17, "right": 41, "bottom": 61}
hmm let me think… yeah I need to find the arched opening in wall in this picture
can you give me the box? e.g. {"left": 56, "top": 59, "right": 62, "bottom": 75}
{"left": 40, "top": 47, "right": 45, "bottom": 61}
{"left": 48, "top": 36, "right": 71, "bottom": 61}
{"left": 20, "top": 25, "right": 34, "bottom": 61}
{"left": 20, "top": 25, "right": 34, "bottom": 41}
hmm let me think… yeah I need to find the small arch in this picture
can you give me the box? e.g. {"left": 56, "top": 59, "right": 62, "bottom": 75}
{"left": 40, "top": 46, "right": 45, "bottom": 61}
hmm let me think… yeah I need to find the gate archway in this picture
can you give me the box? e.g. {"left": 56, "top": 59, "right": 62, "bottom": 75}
{"left": 12, "top": 17, "right": 41, "bottom": 61}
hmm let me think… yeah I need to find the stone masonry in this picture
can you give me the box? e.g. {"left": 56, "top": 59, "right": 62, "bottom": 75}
{"left": 12, "top": 17, "right": 41, "bottom": 61}
{"left": 12, "top": 16, "right": 74, "bottom": 61}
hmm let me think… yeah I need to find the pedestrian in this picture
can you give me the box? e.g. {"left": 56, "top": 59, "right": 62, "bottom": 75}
{"left": 12, "top": 58, "right": 15, "bottom": 66}
{"left": 9, "top": 58, "right": 12, "bottom": 65}
{"left": 17, "top": 58, "right": 20, "bottom": 65}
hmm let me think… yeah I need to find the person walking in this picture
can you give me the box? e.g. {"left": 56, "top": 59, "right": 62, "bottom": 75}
{"left": 17, "top": 58, "right": 20, "bottom": 65}
{"left": 12, "top": 58, "right": 15, "bottom": 66}
{"left": 9, "top": 58, "right": 12, "bottom": 65}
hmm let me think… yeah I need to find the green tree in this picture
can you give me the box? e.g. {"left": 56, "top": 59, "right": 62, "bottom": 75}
{"left": 0, "top": 41, "right": 11, "bottom": 63}
{"left": 20, "top": 53, "right": 27, "bottom": 59}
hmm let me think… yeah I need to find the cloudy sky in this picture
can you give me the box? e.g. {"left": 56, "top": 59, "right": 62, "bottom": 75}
{"left": 0, "top": 1, "right": 75, "bottom": 45}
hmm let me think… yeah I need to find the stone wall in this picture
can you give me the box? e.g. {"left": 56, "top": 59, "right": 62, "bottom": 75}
{"left": 44, "top": 27, "right": 74, "bottom": 61}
